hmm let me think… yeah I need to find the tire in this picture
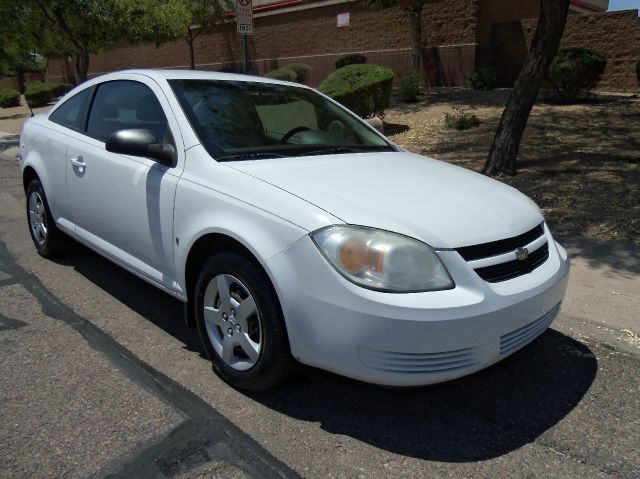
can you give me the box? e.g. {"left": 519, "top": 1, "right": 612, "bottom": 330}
{"left": 194, "top": 251, "right": 292, "bottom": 391}
{"left": 26, "top": 178, "right": 64, "bottom": 258}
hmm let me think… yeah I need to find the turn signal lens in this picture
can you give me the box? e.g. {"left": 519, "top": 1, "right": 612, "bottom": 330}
{"left": 311, "top": 225, "right": 454, "bottom": 292}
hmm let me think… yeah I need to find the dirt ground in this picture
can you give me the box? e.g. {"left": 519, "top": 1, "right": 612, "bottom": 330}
{"left": 385, "top": 89, "right": 640, "bottom": 244}
{"left": 2, "top": 89, "right": 639, "bottom": 243}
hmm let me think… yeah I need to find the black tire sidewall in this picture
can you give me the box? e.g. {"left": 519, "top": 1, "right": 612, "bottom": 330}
{"left": 26, "top": 179, "right": 60, "bottom": 257}
{"left": 194, "top": 252, "right": 290, "bottom": 391}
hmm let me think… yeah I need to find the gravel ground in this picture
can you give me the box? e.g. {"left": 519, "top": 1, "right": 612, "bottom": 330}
{"left": 384, "top": 88, "right": 640, "bottom": 244}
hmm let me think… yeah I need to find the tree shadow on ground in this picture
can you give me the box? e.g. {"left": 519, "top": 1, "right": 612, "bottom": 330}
{"left": 391, "top": 93, "right": 640, "bottom": 248}
{"left": 51, "top": 238, "right": 598, "bottom": 462}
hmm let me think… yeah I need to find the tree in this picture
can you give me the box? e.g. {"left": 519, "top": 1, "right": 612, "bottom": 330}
{"left": 183, "top": 0, "right": 231, "bottom": 70}
{"left": 0, "top": 3, "right": 56, "bottom": 88}
{"left": 482, "top": 0, "right": 570, "bottom": 176}
{"left": 23, "top": 0, "right": 189, "bottom": 83}
{"left": 364, "top": 0, "right": 429, "bottom": 81}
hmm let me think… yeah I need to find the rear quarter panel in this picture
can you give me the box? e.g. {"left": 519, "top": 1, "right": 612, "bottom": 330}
{"left": 20, "top": 117, "right": 70, "bottom": 223}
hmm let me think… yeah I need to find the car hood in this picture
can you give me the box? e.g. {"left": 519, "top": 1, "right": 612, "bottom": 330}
{"left": 228, "top": 152, "right": 543, "bottom": 248}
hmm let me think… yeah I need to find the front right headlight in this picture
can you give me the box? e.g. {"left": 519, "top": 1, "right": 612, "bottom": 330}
{"left": 311, "top": 225, "right": 454, "bottom": 293}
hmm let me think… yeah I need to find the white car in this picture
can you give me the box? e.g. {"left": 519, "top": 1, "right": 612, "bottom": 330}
{"left": 20, "top": 70, "right": 569, "bottom": 390}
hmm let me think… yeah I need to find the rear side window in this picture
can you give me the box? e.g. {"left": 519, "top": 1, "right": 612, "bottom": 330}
{"left": 86, "top": 80, "right": 169, "bottom": 142}
{"left": 49, "top": 88, "right": 91, "bottom": 131}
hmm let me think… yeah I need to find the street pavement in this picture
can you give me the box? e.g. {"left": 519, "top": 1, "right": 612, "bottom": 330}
{"left": 0, "top": 133, "right": 638, "bottom": 478}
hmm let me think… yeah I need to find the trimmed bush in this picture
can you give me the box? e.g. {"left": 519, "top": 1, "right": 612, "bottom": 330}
{"left": 548, "top": 48, "right": 607, "bottom": 101}
{"left": 468, "top": 67, "right": 497, "bottom": 91}
{"left": 0, "top": 88, "right": 20, "bottom": 108}
{"left": 319, "top": 64, "right": 394, "bottom": 119}
{"left": 335, "top": 54, "right": 367, "bottom": 70}
{"left": 444, "top": 110, "right": 480, "bottom": 130}
{"left": 264, "top": 68, "right": 297, "bottom": 82}
{"left": 284, "top": 63, "right": 311, "bottom": 84}
{"left": 397, "top": 71, "right": 419, "bottom": 103}
{"left": 24, "top": 81, "right": 70, "bottom": 108}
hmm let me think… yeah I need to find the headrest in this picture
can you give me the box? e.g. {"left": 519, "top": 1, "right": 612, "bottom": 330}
{"left": 101, "top": 103, "right": 118, "bottom": 119}
{"left": 136, "top": 95, "right": 165, "bottom": 121}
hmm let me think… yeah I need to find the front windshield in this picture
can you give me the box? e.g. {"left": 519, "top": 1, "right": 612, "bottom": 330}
{"left": 169, "top": 79, "right": 395, "bottom": 161}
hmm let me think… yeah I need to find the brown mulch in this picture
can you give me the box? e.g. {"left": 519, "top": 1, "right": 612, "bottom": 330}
{"left": 385, "top": 88, "right": 640, "bottom": 245}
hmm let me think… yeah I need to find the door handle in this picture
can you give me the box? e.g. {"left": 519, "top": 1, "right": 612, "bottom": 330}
{"left": 70, "top": 156, "right": 86, "bottom": 170}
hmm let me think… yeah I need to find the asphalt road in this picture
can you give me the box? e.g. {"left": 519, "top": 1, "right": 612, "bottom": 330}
{"left": 1, "top": 142, "right": 639, "bottom": 478}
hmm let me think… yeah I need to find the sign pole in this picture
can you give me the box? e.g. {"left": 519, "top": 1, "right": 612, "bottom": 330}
{"left": 236, "top": 0, "right": 253, "bottom": 74}
{"left": 243, "top": 35, "right": 249, "bottom": 74}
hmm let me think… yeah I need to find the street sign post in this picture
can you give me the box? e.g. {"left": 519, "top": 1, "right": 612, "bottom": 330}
{"left": 236, "top": 0, "right": 253, "bottom": 73}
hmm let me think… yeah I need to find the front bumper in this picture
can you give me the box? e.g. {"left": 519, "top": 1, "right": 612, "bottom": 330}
{"left": 265, "top": 229, "right": 570, "bottom": 386}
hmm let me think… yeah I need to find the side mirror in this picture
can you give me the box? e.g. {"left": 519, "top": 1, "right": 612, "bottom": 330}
{"left": 105, "top": 129, "right": 176, "bottom": 167}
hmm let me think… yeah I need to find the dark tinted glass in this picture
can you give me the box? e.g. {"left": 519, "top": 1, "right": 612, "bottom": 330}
{"left": 86, "top": 80, "right": 168, "bottom": 142}
{"left": 49, "top": 88, "right": 91, "bottom": 131}
{"left": 169, "top": 79, "right": 392, "bottom": 160}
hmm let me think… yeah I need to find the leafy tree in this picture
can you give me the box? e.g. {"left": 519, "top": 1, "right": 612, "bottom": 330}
{"left": 22, "top": 0, "right": 190, "bottom": 83}
{"left": 364, "top": 0, "right": 429, "bottom": 82}
{"left": 183, "top": 0, "right": 231, "bottom": 70}
{"left": 0, "top": 3, "right": 56, "bottom": 87}
{"left": 483, "top": 0, "right": 570, "bottom": 176}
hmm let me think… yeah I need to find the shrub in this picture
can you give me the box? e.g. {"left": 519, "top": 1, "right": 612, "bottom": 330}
{"left": 264, "top": 68, "right": 297, "bottom": 82}
{"left": 0, "top": 88, "right": 20, "bottom": 108}
{"left": 319, "top": 64, "right": 394, "bottom": 118}
{"left": 468, "top": 67, "right": 497, "bottom": 91}
{"left": 284, "top": 63, "right": 311, "bottom": 84}
{"left": 335, "top": 54, "right": 367, "bottom": 70}
{"left": 24, "top": 81, "right": 70, "bottom": 108}
{"left": 397, "top": 71, "right": 419, "bottom": 102}
{"left": 548, "top": 47, "right": 607, "bottom": 101}
{"left": 444, "top": 110, "right": 481, "bottom": 130}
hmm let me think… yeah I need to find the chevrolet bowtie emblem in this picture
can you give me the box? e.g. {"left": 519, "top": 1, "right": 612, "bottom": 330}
{"left": 515, "top": 247, "right": 529, "bottom": 261}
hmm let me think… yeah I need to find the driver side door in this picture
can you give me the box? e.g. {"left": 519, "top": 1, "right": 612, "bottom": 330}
{"left": 65, "top": 78, "right": 183, "bottom": 291}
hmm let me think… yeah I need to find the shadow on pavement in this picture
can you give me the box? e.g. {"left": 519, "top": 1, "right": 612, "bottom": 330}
{"left": 53, "top": 238, "right": 597, "bottom": 463}
{"left": 252, "top": 330, "right": 597, "bottom": 462}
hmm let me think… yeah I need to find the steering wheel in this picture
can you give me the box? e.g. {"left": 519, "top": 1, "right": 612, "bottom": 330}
{"left": 281, "top": 126, "right": 311, "bottom": 143}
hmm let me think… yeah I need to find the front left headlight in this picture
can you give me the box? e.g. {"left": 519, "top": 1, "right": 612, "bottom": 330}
{"left": 311, "top": 225, "right": 454, "bottom": 293}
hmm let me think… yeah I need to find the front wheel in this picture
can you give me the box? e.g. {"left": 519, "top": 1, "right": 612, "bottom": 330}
{"left": 194, "top": 252, "right": 292, "bottom": 391}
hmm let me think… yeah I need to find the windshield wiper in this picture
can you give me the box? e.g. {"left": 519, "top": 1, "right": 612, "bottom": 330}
{"left": 217, "top": 152, "right": 286, "bottom": 162}
{"left": 301, "top": 146, "right": 395, "bottom": 156}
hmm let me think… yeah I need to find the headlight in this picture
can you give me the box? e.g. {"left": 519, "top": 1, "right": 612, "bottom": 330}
{"left": 311, "top": 225, "right": 454, "bottom": 293}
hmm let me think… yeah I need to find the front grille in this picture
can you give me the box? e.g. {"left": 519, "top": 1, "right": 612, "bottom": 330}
{"left": 359, "top": 346, "right": 479, "bottom": 374}
{"left": 475, "top": 243, "right": 549, "bottom": 283}
{"left": 456, "top": 223, "right": 544, "bottom": 261}
{"left": 500, "top": 303, "right": 561, "bottom": 356}
{"left": 455, "top": 223, "right": 549, "bottom": 283}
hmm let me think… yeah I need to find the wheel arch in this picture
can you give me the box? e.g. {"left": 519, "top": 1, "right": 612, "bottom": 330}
{"left": 22, "top": 165, "right": 39, "bottom": 192}
{"left": 182, "top": 232, "right": 289, "bottom": 334}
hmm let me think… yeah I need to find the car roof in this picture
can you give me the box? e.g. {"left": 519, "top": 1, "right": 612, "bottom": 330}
{"left": 107, "top": 68, "right": 302, "bottom": 87}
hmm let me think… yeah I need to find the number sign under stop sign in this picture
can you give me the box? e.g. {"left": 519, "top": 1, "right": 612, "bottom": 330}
{"left": 236, "top": 0, "right": 253, "bottom": 35}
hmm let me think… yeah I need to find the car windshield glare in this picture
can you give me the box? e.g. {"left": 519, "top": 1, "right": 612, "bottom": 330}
{"left": 169, "top": 79, "right": 394, "bottom": 161}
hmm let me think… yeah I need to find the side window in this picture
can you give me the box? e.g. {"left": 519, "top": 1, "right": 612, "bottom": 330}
{"left": 49, "top": 88, "right": 91, "bottom": 131}
{"left": 86, "top": 80, "right": 169, "bottom": 143}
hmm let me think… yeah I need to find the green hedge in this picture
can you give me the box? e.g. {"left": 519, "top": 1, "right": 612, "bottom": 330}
{"left": 319, "top": 64, "right": 394, "bottom": 118}
{"left": 335, "top": 54, "right": 367, "bottom": 70}
{"left": 0, "top": 88, "right": 20, "bottom": 108}
{"left": 24, "top": 81, "right": 70, "bottom": 108}
{"left": 548, "top": 48, "right": 607, "bottom": 101}
{"left": 283, "top": 63, "right": 311, "bottom": 84}
{"left": 264, "top": 68, "right": 297, "bottom": 82}
{"left": 468, "top": 67, "right": 497, "bottom": 90}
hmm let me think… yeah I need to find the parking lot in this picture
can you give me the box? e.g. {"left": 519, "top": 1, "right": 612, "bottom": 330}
{"left": 0, "top": 130, "right": 639, "bottom": 478}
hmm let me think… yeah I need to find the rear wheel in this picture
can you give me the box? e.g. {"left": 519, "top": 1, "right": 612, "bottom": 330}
{"left": 26, "top": 178, "right": 64, "bottom": 258}
{"left": 194, "top": 252, "right": 291, "bottom": 391}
